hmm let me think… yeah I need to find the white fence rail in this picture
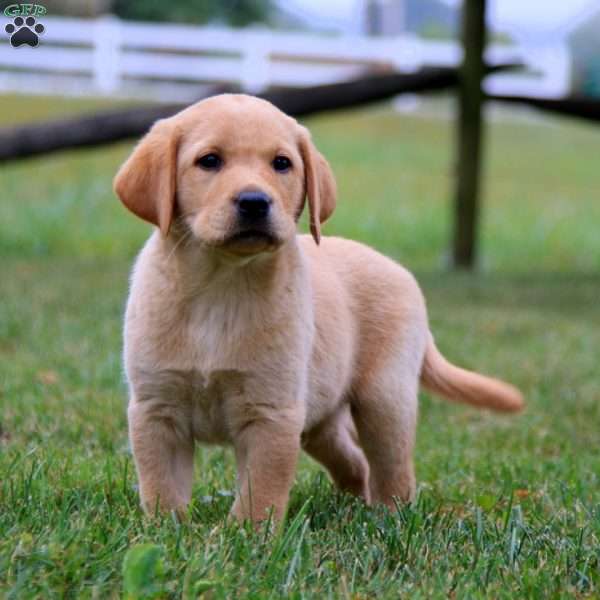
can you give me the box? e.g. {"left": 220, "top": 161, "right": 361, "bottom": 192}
{"left": 0, "top": 16, "right": 571, "bottom": 102}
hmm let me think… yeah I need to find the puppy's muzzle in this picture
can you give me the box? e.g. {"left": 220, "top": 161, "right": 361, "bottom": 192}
{"left": 223, "top": 190, "right": 278, "bottom": 253}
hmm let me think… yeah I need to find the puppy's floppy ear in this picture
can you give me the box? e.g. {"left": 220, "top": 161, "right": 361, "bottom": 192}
{"left": 113, "top": 118, "right": 179, "bottom": 236}
{"left": 298, "top": 126, "right": 337, "bottom": 245}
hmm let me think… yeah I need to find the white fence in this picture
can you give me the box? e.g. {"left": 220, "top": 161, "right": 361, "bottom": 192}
{"left": 0, "top": 16, "right": 571, "bottom": 102}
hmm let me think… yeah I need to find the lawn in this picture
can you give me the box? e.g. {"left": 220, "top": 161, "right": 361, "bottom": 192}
{"left": 0, "top": 94, "right": 599, "bottom": 598}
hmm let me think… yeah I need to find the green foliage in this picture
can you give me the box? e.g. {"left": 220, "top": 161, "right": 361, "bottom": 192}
{"left": 122, "top": 544, "right": 166, "bottom": 599}
{"left": 1, "top": 94, "right": 599, "bottom": 597}
{"left": 111, "top": 0, "right": 274, "bottom": 26}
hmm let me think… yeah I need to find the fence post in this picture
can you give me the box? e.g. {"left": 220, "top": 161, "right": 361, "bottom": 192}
{"left": 452, "top": 0, "right": 487, "bottom": 269}
{"left": 240, "top": 30, "right": 271, "bottom": 93}
{"left": 93, "top": 15, "right": 121, "bottom": 95}
{"left": 391, "top": 34, "right": 422, "bottom": 73}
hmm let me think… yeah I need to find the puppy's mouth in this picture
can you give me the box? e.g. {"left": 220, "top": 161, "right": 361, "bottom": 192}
{"left": 230, "top": 230, "right": 275, "bottom": 243}
{"left": 221, "top": 229, "right": 280, "bottom": 255}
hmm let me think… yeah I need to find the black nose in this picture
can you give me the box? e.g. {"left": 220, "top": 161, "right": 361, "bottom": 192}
{"left": 236, "top": 191, "right": 271, "bottom": 220}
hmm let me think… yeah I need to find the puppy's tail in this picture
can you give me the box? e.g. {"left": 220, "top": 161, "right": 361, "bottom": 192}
{"left": 420, "top": 334, "right": 524, "bottom": 413}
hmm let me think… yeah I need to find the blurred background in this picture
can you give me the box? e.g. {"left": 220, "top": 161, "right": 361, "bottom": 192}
{"left": 1, "top": 0, "right": 599, "bottom": 269}
{"left": 1, "top": 0, "right": 595, "bottom": 100}
{"left": 1, "top": 2, "right": 599, "bottom": 596}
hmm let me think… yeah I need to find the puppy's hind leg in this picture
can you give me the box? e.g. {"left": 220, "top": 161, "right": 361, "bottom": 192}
{"left": 303, "top": 405, "right": 370, "bottom": 502}
{"left": 351, "top": 360, "right": 420, "bottom": 509}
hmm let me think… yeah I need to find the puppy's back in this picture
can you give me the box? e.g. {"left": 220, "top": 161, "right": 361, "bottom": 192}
{"left": 299, "top": 234, "right": 429, "bottom": 383}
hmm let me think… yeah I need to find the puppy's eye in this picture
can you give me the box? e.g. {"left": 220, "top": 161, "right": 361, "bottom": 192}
{"left": 196, "top": 153, "right": 222, "bottom": 170}
{"left": 272, "top": 156, "right": 292, "bottom": 172}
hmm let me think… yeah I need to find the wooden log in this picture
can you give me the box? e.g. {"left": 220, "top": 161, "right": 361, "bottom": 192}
{"left": 489, "top": 94, "right": 600, "bottom": 122}
{"left": 0, "top": 93, "right": 222, "bottom": 163}
{"left": 0, "top": 66, "right": 515, "bottom": 162}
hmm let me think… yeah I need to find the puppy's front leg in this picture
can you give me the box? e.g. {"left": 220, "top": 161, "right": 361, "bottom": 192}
{"left": 231, "top": 417, "right": 301, "bottom": 524}
{"left": 128, "top": 399, "right": 194, "bottom": 517}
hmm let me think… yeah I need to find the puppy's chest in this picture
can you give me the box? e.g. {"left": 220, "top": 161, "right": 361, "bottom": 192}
{"left": 140, "top": 306, "right": 266, "bottom": 444}
{"left": 182, "top": 293, "right": 270, "bottom": 365}
{"left": 141, "top": 368, "right": 246, "bottom": 444}
{"left": 129, "top": 283, "right": 301, "bottom": 442}
{"left": 189, "top": 368, "right": 245, "bottom": 443}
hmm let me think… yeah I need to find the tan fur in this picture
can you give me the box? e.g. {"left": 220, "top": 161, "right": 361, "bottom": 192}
{"left": 421, "top": 334, "right": 523, "bottom": 413}
{"left": 114, "top": 94, "right": 524, "bottom": 523}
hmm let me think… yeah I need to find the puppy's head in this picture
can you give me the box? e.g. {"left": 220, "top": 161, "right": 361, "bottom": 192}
{"left": 114, "top": 94, "right": 336, "bottom": 256}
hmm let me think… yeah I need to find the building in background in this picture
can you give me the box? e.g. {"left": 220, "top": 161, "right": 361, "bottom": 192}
{"left": 568, "top": 8, "right": 600, "bottom": 97}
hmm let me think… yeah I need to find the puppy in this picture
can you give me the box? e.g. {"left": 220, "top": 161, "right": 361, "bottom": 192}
{"left": 114, "top": 94, "right": 523, "bottom": 523}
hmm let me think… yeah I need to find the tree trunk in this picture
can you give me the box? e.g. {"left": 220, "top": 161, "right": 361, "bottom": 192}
{"left": 452, "top": 0, "right": 487, "bottom": 269}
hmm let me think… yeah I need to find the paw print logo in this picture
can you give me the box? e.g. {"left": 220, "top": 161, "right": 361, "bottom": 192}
{"left": 5, "top": 16, "right": 45, "bottom": 48}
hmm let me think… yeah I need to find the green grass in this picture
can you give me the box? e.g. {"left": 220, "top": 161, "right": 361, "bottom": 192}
{"left": 1, "top": 94, "right": 599, "bottom": 598}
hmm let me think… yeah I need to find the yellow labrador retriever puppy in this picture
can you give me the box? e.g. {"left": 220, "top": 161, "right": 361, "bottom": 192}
{"left": 115, "top": 94, "right": 523, "bottom": 523}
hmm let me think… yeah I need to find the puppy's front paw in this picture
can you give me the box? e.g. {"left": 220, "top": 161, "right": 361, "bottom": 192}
{"left": 229, "top": 496, "right": 282, "bottom": 530}
{"left": 141, "top": 494, "right": 189, "bottom": 521}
